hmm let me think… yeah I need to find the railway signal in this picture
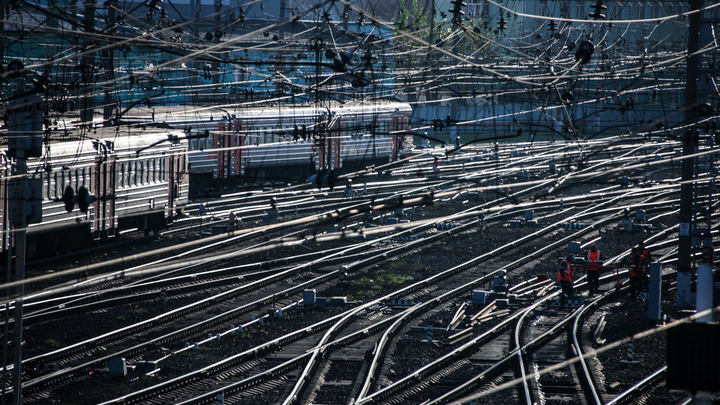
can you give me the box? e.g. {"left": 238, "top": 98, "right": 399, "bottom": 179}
{"left": 9, "top": 179, "right": 42, "bottom": 225}
{"left": 7, "top": 94, "right": 43, "bottom": 158}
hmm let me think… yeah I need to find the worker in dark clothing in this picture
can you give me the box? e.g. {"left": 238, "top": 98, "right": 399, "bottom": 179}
{"left": 584, "top": 242, "right": 603, "bottom": 296}
{"left": 626, "top": 247, "right": 643, "bottom": 301}
{"left": 637, "top": 241, "right": 651, "bottom": 293}
{"left": 558, "top": 253, "right": 574, "bottom": 303}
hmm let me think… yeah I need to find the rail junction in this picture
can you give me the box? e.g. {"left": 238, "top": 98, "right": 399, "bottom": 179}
{"left": 1, "top": 135, "right": 719, "bottom": 405}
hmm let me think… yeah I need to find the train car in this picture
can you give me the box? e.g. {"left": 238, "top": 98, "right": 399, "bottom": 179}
{"left": 123, "top": 99, "right": 413, "bottom": 191}
{"left": 1, "top": 130, "right": 189, "bottom": 259}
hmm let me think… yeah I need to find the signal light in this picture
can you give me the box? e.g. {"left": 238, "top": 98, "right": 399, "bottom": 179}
{"left": 63, "top": 185, "right": 75, "bottom": 212}
{"left": 697, "top": 103, "right": 714, "bottom": 117}
{"left": 62, "top": 185, "right": 97, "bottom": 213}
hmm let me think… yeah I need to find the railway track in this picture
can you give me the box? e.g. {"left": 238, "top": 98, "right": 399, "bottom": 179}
{"left": 1, "top": 137, "right": 716, "bottom": 404}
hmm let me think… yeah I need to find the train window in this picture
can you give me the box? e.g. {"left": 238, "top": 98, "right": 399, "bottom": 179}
{"left": 160, "top": 158, "right": 166, "bottom": 181}
{"left": 117, "top": 162, "right": 126, "bottom": 188}
{"left": 118, "top": 162, "right": 124, "bottom": 188}
{"left": 57, "top": 172, "right": 62, "bottom": 197}
{"left": 81, "top": 167, "right": 87, "bottom": 189}
{"left": 69, "top": 169, "right": 75, "bottom": 191}
{"left": 125, "top": 162, "right": 131, "bottom": 187}
{"left": 131, "top": 161, "right": 137, "bottom": 186}
{"left": 143, "top": 160, "right": 149, "bottom": 185}
{"left": 140, "top": 160, "right": 146, "bottom": 185}
{"left": 42, "top": 174, "right": 49, "bottom": 200}
{"left": 50, "top": 172, "right": 57, "bottom": 199}
{"left": 79, "top": 168, "right": 84, "bottom": 190}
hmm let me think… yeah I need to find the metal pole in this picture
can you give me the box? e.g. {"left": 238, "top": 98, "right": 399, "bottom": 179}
{"left": 81, "top": 0, "right": 96, "bottom": 124}
{"left": 0, "top": 0, "right": 4, "bottom": 64}
{"left": 12, "top": 153, "right": 25, "bottom": 405}
{"left": 2, "top": 227, "right": 11, "bottom": 405}
{"left": 102, "top": 0, "right": 116, "bottom": 124}
{"left": 678, "top": 0, "right": 701, "bottom": 280}
{"left": 10, "top": 79, "right": 28, "bottom": 404}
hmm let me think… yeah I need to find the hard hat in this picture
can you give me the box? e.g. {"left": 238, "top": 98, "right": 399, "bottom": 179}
{"left": 566, "top": 253, "right": 575, "bottom": 260}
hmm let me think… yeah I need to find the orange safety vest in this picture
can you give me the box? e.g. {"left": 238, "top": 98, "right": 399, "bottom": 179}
{"left": 586, "top": 249, "right": 601, "bottom": 271}
{"left": 628, "top": 254, "right": 644, "bottom": 278}
{"left": 558, "top": 259, "right": 572, "bottom": 282}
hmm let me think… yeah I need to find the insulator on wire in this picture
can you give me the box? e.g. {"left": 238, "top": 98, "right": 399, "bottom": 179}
{"left": 589, "top": 0, "right": 607, "bottom": 19}
{"left": 497, "top": 16, "right": 508, "bottom": 31}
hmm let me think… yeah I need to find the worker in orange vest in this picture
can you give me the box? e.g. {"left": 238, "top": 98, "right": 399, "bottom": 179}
{"left": 626, "top": 247, "right": 643, "bottom": 301}
{"left": 558, "top": 253, "right": 574, "bottom": 303}
{"left": 584, "top": 242, "right": 603, "bottom": 296}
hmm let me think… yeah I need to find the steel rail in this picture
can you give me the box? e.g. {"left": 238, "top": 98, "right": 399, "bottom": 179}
{"left": 604, "top": 367, "right": 667, "bottom": 405}
{"left": 353, "top": 184, "right": 684, "bottom": 404}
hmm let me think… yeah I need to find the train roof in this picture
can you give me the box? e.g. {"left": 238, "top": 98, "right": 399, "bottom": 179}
{"left": 120, "top": 99, "right": 412, "bottom": 129}
{"left": 9, "top": 129, "right": 189, "bottom": 170}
